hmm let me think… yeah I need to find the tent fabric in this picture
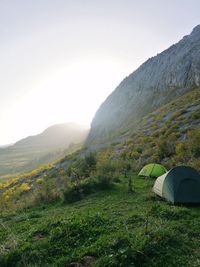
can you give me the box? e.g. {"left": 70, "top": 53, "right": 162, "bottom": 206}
{"left": 153, "top": 166, "right": 200, "bottom": 204}
{"left": 153, "top": 174, "right": 165, "bottom": 197}
{"left": 138, "top": 163, "right": 167, "bottom": 178}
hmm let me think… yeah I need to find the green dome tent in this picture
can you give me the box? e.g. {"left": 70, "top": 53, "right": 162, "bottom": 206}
{"left": 153, "top": 166, "right": 200, "bottom": 204}
{"left": 138, "top": 163, "right": 167, "bottom": 178}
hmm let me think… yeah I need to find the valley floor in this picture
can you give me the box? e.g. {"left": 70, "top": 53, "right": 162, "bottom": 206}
{"left": 0, "top": 175, "right": 200, "bottom": 267}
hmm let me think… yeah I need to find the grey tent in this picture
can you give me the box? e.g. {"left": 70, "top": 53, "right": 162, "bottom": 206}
{"left": 153, "top": 166, "right": 200, "bottom": 204}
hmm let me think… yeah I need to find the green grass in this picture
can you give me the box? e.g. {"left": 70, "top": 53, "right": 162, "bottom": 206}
{"left": 0, "top": 175, "right": 200, "bottom": 267}
{"left": 1, "top": 88, "right": 200, "bottom": 266}
{"left": 0, "top": 141, "right": 83, "bottom": 181}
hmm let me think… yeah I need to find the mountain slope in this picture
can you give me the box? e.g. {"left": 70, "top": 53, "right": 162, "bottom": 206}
{"left": 1, "top": 26, "right": 200, "bottom": 267}
{"left": 0, "top": 87, "right": 200, "bottom": 267}
{"left": 88, "top": 25, "right": 200, "bottom": 143}
{"left": 14, "top": 123, "right": 88, "bottom": 148}
{"left": 0, "top": 123, "right": 89, "bottom": 180}
{"left": 1, "top": 87, "right": 200, "bottom": 209}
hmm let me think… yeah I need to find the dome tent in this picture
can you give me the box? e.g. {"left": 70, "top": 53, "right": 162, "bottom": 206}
{"left": 138, "top": 163, "right": 167, "bottom": 178}
{"left": 153, "top": 166, "right": 200, "bottom": 204}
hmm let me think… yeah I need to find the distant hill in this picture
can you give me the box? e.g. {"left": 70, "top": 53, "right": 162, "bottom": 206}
{"left": 87, "top": 25, "right": 200, "bottom": 143}
{"left": 14, "top": 123, "right": 89, "bottom": 149}
{"left": 0, "top": 123, "right": 89, "bottom": 180}
{"left": 0, "top": 144, "right": 12, "bottom": 148}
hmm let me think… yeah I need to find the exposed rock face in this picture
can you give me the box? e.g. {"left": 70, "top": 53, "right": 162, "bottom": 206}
{"left": 88, "top": 25, "right": 200, "bottom": 142}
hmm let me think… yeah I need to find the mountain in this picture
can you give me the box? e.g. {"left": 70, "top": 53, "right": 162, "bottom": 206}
{"left": 88, "top": 25, "right": 200, "bottom": 143}
{"left": 1, "top": 88, "right": 200, "bottom": 266}
{"left": 0, "top": 144, "right": 12, "bottom": 148}
{"left": 14, "top": 122, "right": 89, "bottom": 149}
{"left": 0, "top": 122, "right": 89, "bottom": 180}
{"left": 1, "top": 26, "right": 200, "bottom": 267}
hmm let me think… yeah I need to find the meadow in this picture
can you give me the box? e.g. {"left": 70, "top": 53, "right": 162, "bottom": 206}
{"left": 0, "top": 174, "right": 199, "bottom": 267}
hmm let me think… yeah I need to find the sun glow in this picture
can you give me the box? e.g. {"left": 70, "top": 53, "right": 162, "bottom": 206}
{"left": 6, "top": 60, "right": 131, "bottom": 143}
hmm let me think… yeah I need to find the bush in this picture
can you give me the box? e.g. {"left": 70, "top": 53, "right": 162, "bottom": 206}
{"left": 156, "top": 137, "right": 176, "bottom": 160}
{"left": 188, "top": 128, "right": 200, "bottom": 158}
{"left": 175, "top": 142, "right": 188, "bottom": 162}
{"left": 66, "top": 153, "right": 97, "bottom": 179}
{"left": 34, "top": 179, "right": 60, "bottom": 204}
{"left": 36, "top": 178, "right": 44, "bottom": 184}
{"left": 19, "top": 183, "right": 31, "bottom": 193}
{"left": 63, "top": 177, "right": 113, "bottom": 204}
{"left": 62, "top": 185, "right": 83, "bottom": 203}
{"left": 94, "top": 176, "right": 113, "bottom": 190}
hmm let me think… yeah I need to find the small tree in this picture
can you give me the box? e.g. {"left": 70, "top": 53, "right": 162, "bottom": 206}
{"left": 120, "top": 152, "right": 134, "bottom": 193}
{"left": 85, "top": 153, "right": 97, "bottom": 171}
{"left": 189, "top": 128, "right": 200, "bottom": 158}
{"left": 65, "top": 154, "right": 97, "bottom": 200}
{"left": 156, "top": 134, "right": 177, "bottom": 160}
{"left": 175, "top": 142, "right": 188, "bottom": 162}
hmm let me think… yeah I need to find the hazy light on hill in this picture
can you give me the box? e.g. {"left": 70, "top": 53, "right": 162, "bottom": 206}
{"left": 1, "top": 60, "right": 132, "bottom": 145}
{"left": 0, "top": 0, "right": 200, "bottom": 145}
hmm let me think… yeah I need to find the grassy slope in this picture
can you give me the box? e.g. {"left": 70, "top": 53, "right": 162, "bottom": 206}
{"left": 0, "top": 175, "right": 200, "bottom": 267}
{"left": 137, "top": 87, "right": 200, "bottom": 138}
{"left": 0, "top": 137, "right": 85, "bottom": 181}
{"left": 0, "top": 88, "right": 200, "bottom": 266}
{"left": 107, "top": 88, "right": 200, "bottom": 170}
{"left": 1, "top": 88, "right": 200, "bottom": 200}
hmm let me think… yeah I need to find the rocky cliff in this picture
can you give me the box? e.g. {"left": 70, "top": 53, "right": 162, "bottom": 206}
{"left": 88, "top": 25, "right": 200, "bottom": 142}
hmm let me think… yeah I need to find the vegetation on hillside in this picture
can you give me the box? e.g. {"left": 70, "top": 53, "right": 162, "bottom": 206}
{"left": 0, "top": 88, "right": 200, "bottom": 266}
{"left": 0, "top": 123, "right": 88, "bottom": 181}
{"left": 0, "top": 176, "right": 200, "bottom": 267}
{"left": 110, "top": 88, "right": 200, "bottom": 170}
{"left": 87, "top": 25, "right": 200, "bottom": 144}
{"left": 1, "top": 88, "right": 200, "bottom": 210}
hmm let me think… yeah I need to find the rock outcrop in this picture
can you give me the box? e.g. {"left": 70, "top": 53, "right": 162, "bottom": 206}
{"left": 88, "top": 25, "right": 200, "bottom": 142}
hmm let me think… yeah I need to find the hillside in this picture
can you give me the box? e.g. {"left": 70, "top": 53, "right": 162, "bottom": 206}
{"left": 14, "top": 123, "right": 88, "bottom": 149}
{"left": 113, "top": 87, "right": 200, "bottom": 170}
{"left": 0, "top": 87, "right": 200, "bottom": 210}
{"left": 0, "top": 83, "right": 200, "bottom": 267}
{"left": 0, "top": 123, "right": 89, "bottom": 180}
{"left": 0, "top": 176, "right": 200, "bottom": 267}
{"left": 88, "top": 25, "right": 200, "bottom": 143}
{"left": 1, "top": 25, "right": 200, "bottom": 267}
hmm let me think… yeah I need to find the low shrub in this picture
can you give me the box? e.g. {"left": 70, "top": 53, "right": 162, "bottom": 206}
{"left": 189, "top": 128, "right": 200, "bottom": 158}
{"left": 19, "top": 183, "right": 31, "bottom": 193}
{"left": 63, "top": 177, "right": 113, "bottom": 204}
{"left": 33, "top": 180, "right": 60, "bottom": 204}
{"left": 62, "top": 185, "right": 83, "bottom": 203}
{"left": 36, "top": 178, "right": 44, "bottom": 184}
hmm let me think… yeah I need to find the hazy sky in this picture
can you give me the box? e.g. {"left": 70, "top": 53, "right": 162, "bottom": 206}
{"left": 0, "top": 0, "right": 200, "bottom": 145}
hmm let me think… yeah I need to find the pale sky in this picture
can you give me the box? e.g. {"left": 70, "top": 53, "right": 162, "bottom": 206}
{"left": 0, "top": 0, "right": 200, "bottom": 145}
